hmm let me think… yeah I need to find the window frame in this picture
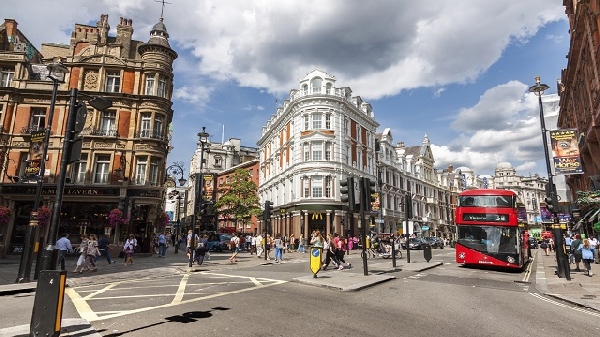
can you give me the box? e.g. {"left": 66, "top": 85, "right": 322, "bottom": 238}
{"left": 93, "top": 154, "right": 111, "bottom": 184}
{"left": 135, "top": 157, "right": 148, "bottom": 185}
{"left": 0, "top": 67, "right": 14, "bottom": 87}
{"left": 105, "top": 71, "right": 121, "bottom": 93}
{"left": 145, "top": 74, "right": 155, "bottom": 95}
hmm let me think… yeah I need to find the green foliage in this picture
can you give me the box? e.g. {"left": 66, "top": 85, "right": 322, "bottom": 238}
{"left": 594, "top": 221, "right": 600, "bottom": 233}
{"left": 576, "top": 190, "right": 600, "bottom": 205}
{"left": 213, "top": 168, "right": 262, "bottom": 226}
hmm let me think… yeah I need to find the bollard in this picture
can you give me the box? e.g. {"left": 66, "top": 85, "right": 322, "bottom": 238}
{"left": 422, "top": 243, "right": 432, "bottom": 262}
{"left": 30, "top": 270, "right": 67, "bottom": 337}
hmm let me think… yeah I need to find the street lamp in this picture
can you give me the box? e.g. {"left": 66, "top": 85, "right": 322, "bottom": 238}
{"left": 16, "top": 62, "right": 69, "bottom": 283}
{"left": 166, "top": 161, "right": 187, "bottom": 253}
{"left": 529, "top": 76, "right": 569, "bottom": 280}
{"left": 190, "top": 127, "right": 209, "bottom": 268}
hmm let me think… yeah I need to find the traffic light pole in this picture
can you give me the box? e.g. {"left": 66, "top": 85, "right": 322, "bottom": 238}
{"left": 404, "top": 193, "right": 411, "bottom": 264}
{"left": 360, "top": 177, "right": 370, "bottom": 276}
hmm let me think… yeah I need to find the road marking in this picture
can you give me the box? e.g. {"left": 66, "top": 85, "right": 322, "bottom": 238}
{"left": 521, "top": 251, "right": 535, "bottom": 283}
{"left": 529, "top": 293, "right": 600, "bottom": 317}
{"left": 66, "top": 272, "right": 287, "bottom": 322}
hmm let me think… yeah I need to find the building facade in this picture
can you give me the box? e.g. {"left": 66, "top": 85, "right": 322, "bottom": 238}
{"left": 257, "top": 69, "right": 379, "bottom": 240}
{"left": 0, "top": 14, "right": 177, "bottom": 255}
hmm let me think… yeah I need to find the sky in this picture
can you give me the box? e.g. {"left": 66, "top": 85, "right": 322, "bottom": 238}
{"left": 5, "top": 0, "right": 570, "bottom": 177}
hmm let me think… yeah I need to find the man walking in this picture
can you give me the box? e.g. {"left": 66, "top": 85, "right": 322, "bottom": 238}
{"left": 97, "top": 234, "right": 115, "bottom": 264}
{"left": 56, "top": 233, "right": 73, "bottom": 271}
{"left": 158, "top": 232, "right": 167, "bottom": 257}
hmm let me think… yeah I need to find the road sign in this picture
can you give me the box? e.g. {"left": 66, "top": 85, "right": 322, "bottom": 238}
{"left": 310, "top": 247, "right": 322, "bottom": 277}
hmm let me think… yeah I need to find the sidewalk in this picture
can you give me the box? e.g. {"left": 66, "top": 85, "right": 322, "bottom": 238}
{"left": 536, "top": 249, "right": 600, "bottom": 312}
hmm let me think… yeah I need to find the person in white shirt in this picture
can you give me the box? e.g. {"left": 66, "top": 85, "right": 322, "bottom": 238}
{"left": 590, "top": 236, "right": 599, "bottom": 264}
{"left": 56, "top": 233, "right": 73, "bottom": 271}
{"left": 229, "top": 232, "right": 240, "bottom": 262}
{"left": 256, "top": 233, "right": 264, "bottom": 257}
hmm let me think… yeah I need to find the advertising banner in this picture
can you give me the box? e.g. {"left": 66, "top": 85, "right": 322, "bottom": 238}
{"left": 25, "top": 131, "right": 45, "bottom": 177}
{"left": 202, "top": 174, "right": 216, "bottom": 203}
{"left": 550, "top": 129, "right": 583, "bottom": 175}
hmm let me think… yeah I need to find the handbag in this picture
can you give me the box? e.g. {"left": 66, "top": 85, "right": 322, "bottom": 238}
{"left": 540, "top": 243, "right": 547, "bottom": 249}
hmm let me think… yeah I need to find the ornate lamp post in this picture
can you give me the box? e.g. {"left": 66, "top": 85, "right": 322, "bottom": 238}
{"left": 529, "top": 76, "right": 569, "bottom": 280}
{"left": 166, "top": 162, "right": 187, "bottom": 253}
{"left": 16, "top": 63, "right": 68, "bottom": 283}
{"left": 190, "top": 127, "right": 209, "bottom": 268}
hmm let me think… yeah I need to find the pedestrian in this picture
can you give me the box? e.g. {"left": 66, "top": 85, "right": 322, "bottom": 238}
{"left": 540, "top": 236, "right": 550, "bottom": 256}
{"left": 97, "top": 234, "right": 115, "bottom": 264}
{"left": 571, "top": 234, "right": 583, "bottom": 272}
{"left": 576, "top": 238, "right": 596, "bottom": 276}
{"left": 229, "top": 232, "right": 240, "bottom": 263}
{"left": 256, "top": 233, "right": 264, "bottom": 257}
{"left": 74, "top": 234, "right": 90, "bottom": 273}
{"left": 186, "top": 230, "right": 198, "bottom": 259}
{"left": 289, "top": 234, "right": 295, "bottom": 252}
{"left": 589, "top": 235, "right": 599, "bottom": 263}
{"left": 265, "top": 234, "right": 273, "bottom": 260}
{"left": 250, "top": 234, "right": 256, "bottom": 255}
{"left": 274, "top": 233, "right": 284, "bottom": 263}
{"left": 151, "top": 234, "right": 159, "bottom": 254}
{"left": 56, "top": 233, "right": 73, "bottom": 271}
{"left": 85, "top": 234, "right": 99, "bottom": 272}
{"left": 322, "top": 234, "right": 339, "bottom": 270}
{"left": 158, "top": 232, "right": 167, "bottom": 257}
{"left": 297, "top": 236, "right": 306, "bottom": 253}
{"left": 310, "top": 230, "right": 324, "bottom": 248}
{"left": 347, "top": 235, "right": 354, "bottom": 253}
{"left": 336, "top": 235, "right": 351, "bottom": 270}
{"left": 124, "top": 234, "right": 137, "bottom": 266}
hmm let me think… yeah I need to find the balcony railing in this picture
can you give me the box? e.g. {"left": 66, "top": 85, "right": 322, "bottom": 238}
{"left": 21, "top": 126, "right": 46, "bottom": 134}
{"left": 134, "top": 130, "right": 168, "bottom": 142}
{"left": 82, "top": 128, "right": 119, "bottom": 137}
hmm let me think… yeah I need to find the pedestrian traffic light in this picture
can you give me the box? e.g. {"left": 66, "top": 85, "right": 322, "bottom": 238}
{"left": 340, "top": 177, "right": 356, "bottom": 211}
{"left": 405, "top": 193, "right": 413, "bottom": 219}
{"left": 263, "top": 200, "right": 274, "bottom": 223}
{"left": 363, "top": 177, "right": 376, "bottom": 211}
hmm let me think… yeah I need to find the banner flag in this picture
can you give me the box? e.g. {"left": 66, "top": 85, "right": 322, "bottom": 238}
{"left": 550, "top": 129, "right": 583, "bottom": 175}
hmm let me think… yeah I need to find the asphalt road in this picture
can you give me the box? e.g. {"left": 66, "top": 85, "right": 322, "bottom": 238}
{"left": 2, "top": 248, "right": 599, "bottom": 336}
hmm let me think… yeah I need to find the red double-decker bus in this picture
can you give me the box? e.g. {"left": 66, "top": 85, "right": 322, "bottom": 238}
{"left": 455, "top": 189, "right": 530, "bottom": 270}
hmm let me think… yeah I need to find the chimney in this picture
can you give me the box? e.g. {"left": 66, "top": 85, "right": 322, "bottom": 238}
{"left": 3, "top": 19, "right": 17, "bottom": 37}
{"left": 116, "top": 17, "right": 134, "bottom": 58}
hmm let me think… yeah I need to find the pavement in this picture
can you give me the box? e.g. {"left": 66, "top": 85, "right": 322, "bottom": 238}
{"left": 0, "top": 247, "right": 598, "bottom": 336}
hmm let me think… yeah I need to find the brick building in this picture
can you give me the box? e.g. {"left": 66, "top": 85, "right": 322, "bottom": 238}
{"left": 0, "top": 14, "right": 177, "bottom": 255}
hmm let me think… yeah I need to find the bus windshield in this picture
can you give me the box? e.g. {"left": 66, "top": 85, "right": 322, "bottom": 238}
{"left": 459, "top": 195, "right": 514, "bottom": 208}
{"left": 457, "top": 225, "right": 518, "bottom": 254}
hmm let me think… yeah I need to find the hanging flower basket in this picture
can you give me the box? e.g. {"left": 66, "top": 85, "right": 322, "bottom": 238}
{"left": 593, "top": 221, "right": 600, "bottom": 233}
{"left": 0, "top": 206, "right": 13, "bottom": 227}
{"left": 37, "top": 206, "right": 51, "bottom": 227}
{"left": 108, "top": 208, "right": 125, "bottom": 227}
{"left": 156, "top": 211, "right": 170, "bottom": 227}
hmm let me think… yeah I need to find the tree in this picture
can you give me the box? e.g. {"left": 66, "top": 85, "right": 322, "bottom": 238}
{"left": 214, "top": 168, "right": 262, "bottom": 230}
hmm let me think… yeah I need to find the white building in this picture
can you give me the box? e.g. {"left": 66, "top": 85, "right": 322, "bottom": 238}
{"left": 257, "top": 69, "right": 379, "bottom": 239}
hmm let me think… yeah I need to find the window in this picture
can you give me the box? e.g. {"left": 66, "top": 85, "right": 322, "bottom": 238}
{"left": 312, "top": 113, "right": 322, "bottom": 129}
{"left": 325, "top": 142, "right": 332, "bottom": 161}
{"left": 343, "top": 119, "right": 348, "bottom": 133}
{"left": 304, "top": 115, "right": 309, "bottom": 131}
{"left": 135, "top": 157, "right": 147, "bottom": 185}
{"left": 140, "top": 113, "right": 151, "bottom": 137}
{"left": 30, "top": 108, "right": 46, "bottom": 132}
{"left": 72, "top": 154, "right": 88, "bottom": 184}
{"left": 345, "top": 146, "right": 350, "bottom": 165}
{"left": 312, "top": 176, "right": 323, "bottom": 198}
{"left": 303, "top": 178, "right": 310, "bottom": 198}
{"left": 312, "top": 141, "right": 322, "bottom": 161}
{"left": 0, "top": 67, "right": 14, "bottom": 87}
{"left": 157, "top": 75, "right": 167, "bottom": 98}
{"left": 303, "top": 143, "right": 310, "bottom": 161}
{"left": 325, "top": 176, "right": 332, "bottom": 198}
{"left": 214, "top": 156, "right": 222, "bottom": 167}
{"left": 148, "top": 159, "right": 159, "bottom": 186}
{"left": 100, "top": 111, "right": 117, "bottom": 136}
{"left": 105, "top": 71, "right": 121, "bottom": 92}
{"left": 145, "top": 74, "right": 155, "bottom": 95}
{"left": 311, "top": 77, "right": 322, "bottom": 94}
{"left": 302, "top": 84, "right": 308, "bottom": 95}
{"left": 325, "top": 113, "right": 331, "bottom": 129}
{"left": 93, "top": 155, "right": 110, "bottom": 184}
{"left": 154, "top": 115, "right": 164, "bottom": 138}
{"left": 325, "top": 83, "right": 332, "bottom": 94}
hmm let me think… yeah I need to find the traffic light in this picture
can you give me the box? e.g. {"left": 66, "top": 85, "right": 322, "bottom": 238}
{"left": 405, "top": 193, "right": 413, "bottom": 219}
{"left": 263, "top": 200, "right": 274, "bottom": 223}
{"left": 363, "top": 177, "right": 376, "bottom": 211}
{"left": 340, "top": 177, "right": 356, "bottom": 211}
{"left": 67, "top": 102, "right": 88, "bottom": 163}
{"left": 197, "top": 202, "right": 209, "bottom": 216}
{"left": 544, "top": 196, "right": 557, "bottom": 212}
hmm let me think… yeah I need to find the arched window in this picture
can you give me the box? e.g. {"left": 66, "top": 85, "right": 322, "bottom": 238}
{"left": 325, "top": 82, "right": 332, "bottom": 94}
{"left": 311, "top": 77, "right": 322, "bottom": 94}
{"left": 302, "top": 84, "right": 308, "bottom": 95}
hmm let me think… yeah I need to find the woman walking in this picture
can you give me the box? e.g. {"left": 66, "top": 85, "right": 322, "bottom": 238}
{"left": 577, "top": 238, "right": 597, "bottom": 276}
{"left": 274, "top": 233, "right": 284, "bottom": 263}
{"left": 74, "top": 234, "right": 89, "bottom": 273}
{"left": 123, "top": 234, "right": 137, "bottom": 266}
{"left": 85, "top": 234, "right": 99, "bottom": 272}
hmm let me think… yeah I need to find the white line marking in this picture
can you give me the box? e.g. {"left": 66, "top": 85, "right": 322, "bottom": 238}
{"left": 529, "top": 293, "right": 600, "bottom": 317}
{"left": 171, "top": 274, "right": 189, "bottom": 304}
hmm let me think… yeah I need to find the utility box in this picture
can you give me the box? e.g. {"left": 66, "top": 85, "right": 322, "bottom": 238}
{"left": 30, "top": 270, "right": 67, "bottom": 337}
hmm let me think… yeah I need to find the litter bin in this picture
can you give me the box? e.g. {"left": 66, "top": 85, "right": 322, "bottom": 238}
{"left": 422, "top": 243, "right": 432, "bottom": 262}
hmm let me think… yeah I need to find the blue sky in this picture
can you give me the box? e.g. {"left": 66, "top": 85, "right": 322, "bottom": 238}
{"left": 7, "top": 1, "right": 569, "bottom": 177}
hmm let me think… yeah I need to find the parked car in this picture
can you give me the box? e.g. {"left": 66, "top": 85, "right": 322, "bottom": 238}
{"left": 528, "top": 237, "right": 538, "bottom": 249}
{"left": 402, "top": 238, "right": 426, "bottom": 250}
{"left": 207, "top": 233, "right": 232, "bottom": 251}
{"left": 425, "top": 237, "right": 444, "bottom": 249}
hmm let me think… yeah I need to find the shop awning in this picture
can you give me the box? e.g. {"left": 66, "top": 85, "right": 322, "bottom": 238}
{"left": 573, "top": 208, "right": 600, "bottom": 231}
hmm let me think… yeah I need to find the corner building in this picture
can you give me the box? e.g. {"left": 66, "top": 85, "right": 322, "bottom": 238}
{"left": 0, "top": 15, "right": 177, "bottom": 255}
{"left": 257, "top": 69, "right": 379, "bottom": 241}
